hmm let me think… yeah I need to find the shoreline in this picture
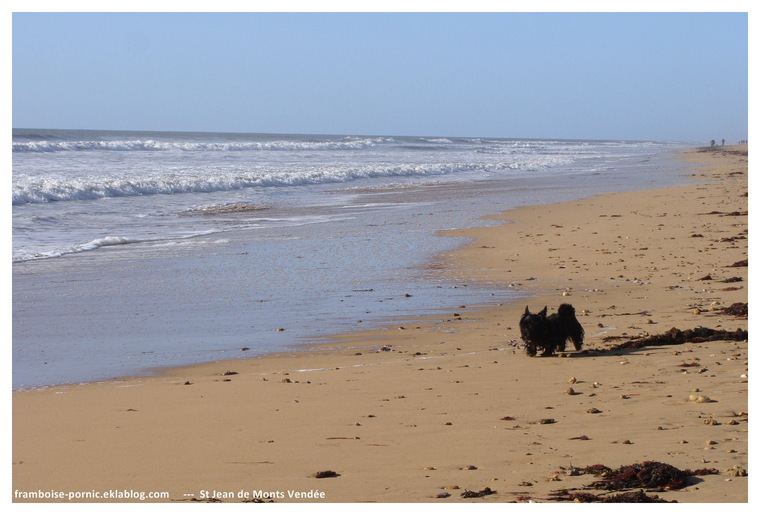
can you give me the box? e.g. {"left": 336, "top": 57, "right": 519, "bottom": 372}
{"left": 12, "top": 146, "right": 749, "bottom": 503}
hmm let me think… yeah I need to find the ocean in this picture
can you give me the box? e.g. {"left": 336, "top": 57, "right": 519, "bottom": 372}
{"left": 12, "top": 129, "right": 689, "bottom": 389}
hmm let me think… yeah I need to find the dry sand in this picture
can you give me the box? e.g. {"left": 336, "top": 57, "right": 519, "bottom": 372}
{"left": 12, "top": 147, "right": 749, "bottom": 504}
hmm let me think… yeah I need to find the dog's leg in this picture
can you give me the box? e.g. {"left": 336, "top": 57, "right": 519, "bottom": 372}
{"left": 540, "top": 340, "right": 555, "bottom": 356}
{"left": 571, "top": 322, "right": 584, "bottom": 350}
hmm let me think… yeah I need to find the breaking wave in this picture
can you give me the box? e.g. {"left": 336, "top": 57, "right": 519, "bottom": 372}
{"left": 13, "top": 158, "right": 567, "bottom": 205}
{"left": 12, "top": 136, "right": 393, "bottom": 153}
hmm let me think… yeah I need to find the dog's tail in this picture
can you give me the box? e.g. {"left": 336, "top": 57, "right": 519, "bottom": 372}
{"left": 558, "top": 303, "right": 584, "bottom": 350}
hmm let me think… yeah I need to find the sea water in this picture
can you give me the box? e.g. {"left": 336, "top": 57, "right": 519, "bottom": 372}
{"left": 12, "top": 130, "right": 690, "bottom": 388}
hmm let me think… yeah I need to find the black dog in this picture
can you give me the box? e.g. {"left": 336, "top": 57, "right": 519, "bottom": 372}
{"left": 520, "top": 304, "right": 584, "bottom": 357}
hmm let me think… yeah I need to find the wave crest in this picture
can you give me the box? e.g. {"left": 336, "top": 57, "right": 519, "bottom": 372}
{"left": 12, "top": 159, "right": 563, "bottom": 205}
{"left": 12, "top": 137, "right": 392, "bottom": 153}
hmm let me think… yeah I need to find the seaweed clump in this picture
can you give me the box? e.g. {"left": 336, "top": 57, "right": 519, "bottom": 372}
{"left": 606, "top": 327, "right": 748, "bottom": 351}
{"left": 587, "top": 461, "right": 690, "bottom": 491}
{"left": 548, "top": 462, "right": 719, "bottom": 503}
{"left": 721, "top": 302, "right": 748, "bottom": 318}
{"left": 461, "top": 487, "right": 496, "bottom": 498}
{"left": 581, "top": 464, "right": 613, "bottom": 476}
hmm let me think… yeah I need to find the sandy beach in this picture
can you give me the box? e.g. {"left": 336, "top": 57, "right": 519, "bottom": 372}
{"left": 12, "top": 147, "right": 749, "bottom": 503}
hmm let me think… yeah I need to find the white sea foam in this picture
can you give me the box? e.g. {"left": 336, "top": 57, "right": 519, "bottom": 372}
{"left": 12, "top": 136, "right": 392, "bottom": 153}
{"left": 12, "top": 130, "right": 686, "bottom": 264}
{"left": 12, "top": 231, "right": 222, "bottom": 262}
{"left": 15, "top": 236, "right": 146, "bottom": 262}
{"left": 12, "top": 159, "right": 568, "bottom": 205}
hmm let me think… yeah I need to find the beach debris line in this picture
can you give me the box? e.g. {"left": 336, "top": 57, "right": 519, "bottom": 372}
{"left": 603, "top": 326, "right": 747, "bottom": 351}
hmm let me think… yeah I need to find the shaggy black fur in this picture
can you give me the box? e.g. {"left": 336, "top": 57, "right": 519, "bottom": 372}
{"left": 520, "top": 304, "right": 585, "bottom": 357}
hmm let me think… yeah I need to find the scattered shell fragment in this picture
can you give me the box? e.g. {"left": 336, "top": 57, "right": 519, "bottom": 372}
{"left": 568, "top": 376, "right": 577, "bottom": 384}
{"left": 587, "top": 408, "right": 602, "bottom": 414}
{"left": 566, "top": 387, "right": 576, "bottom": 395}
{"left": 436, "top": 492, "right": 451, "bottom": 498}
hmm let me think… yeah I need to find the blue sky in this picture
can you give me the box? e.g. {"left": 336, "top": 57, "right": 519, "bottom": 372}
{"left": 12, "top": 11, "right": 749, "bottom": 143}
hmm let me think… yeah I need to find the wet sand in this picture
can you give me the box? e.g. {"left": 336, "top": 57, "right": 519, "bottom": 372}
{"left": 12, "top": 146, "right": 749, "bottom": 503}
